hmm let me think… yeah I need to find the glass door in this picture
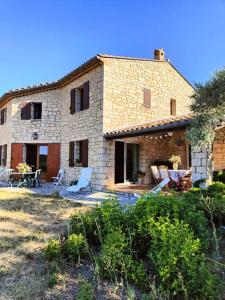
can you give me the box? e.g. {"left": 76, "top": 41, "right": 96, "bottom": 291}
{"left": 126, "top": 143, "right": 139, "bottom": 183}
{"left": 38, "top": 145, "right": 48, "bottom": 173}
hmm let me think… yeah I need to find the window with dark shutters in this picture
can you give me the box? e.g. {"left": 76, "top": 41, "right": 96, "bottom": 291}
{"left": 0, "top": 110, "right": 4, "bottom": 125}
{"left": 33, "top": 103, "right": 42, "bottom": 119}
{"left": 69, "top": 139, "right": 88, "bottom": 167}
{"left": 21, "top": 102, "right": 32, "bottom": 120}
{"left": 143, "top": 88, "right": 151, "bottom": 108}
{"left": 83, "top": 81, "right": 89, "bottom": 110}
{"left": 70, "top": 81, "right": 89, "bottom": 114}
{"left": 69, "top": 141, "right": 75, "bottom": 167}
{"left": 70, "top": 89, "right": 76, "bottom": 114}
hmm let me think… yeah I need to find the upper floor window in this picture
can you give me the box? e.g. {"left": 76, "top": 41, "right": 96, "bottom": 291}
{"left": 170, "top": 99, "right": 176, "bottom": 116}
{"left": 70, "top": 81, "right": 89, "bottom": 114}
{"left": 0, "top": 144, "right": 7, "bottom": 166}
{"left": 69, "top": 139, "right": 88, "bottom": 167}
{"left": 143, "top": 88, "right": 151, "bottom": 108}
{"left": 0, "top": 108, "right": 7, "bottom": 125}
{"left": 21, "top": 102, "right": 42, "bottom": 120}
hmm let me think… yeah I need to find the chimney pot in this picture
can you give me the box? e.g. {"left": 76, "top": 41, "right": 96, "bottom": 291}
{"left": 154, "top": 49, "right": 165, "bottom": 61}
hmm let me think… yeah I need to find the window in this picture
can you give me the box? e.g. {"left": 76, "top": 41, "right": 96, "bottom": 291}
{"left": 0, "top": 108, "right": 7, "bottom": 125}
{"left": 33, "top": 103, "right": 42, "bottom": 119}
{"left": 70, "top": 81, "right": 89, "bottom": 114}
{"left": 69, "top": 139, "right": 88, "bottom": 167}
{"left": 0, "top": 144, "right": 7, "bottom": 166}
{"left": 143, "top": 88, "right": 151, "bottom": 108}
{"left": 170, "top": 99, "right": 176, "bottom": 116}
{"left": 21, "top": 102, "right": 42, "bottom": 120}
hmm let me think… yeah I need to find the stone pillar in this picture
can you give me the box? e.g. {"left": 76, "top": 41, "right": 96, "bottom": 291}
{"left": 191, "top": 145, "right": 213, "bottom": 186}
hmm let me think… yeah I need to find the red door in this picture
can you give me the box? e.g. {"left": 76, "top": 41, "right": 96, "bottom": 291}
{"left": 47, "top": 144, "right": 61, "bottom": 181}
{"left": 11, "top": 143, "right": 23, "bottom": 170}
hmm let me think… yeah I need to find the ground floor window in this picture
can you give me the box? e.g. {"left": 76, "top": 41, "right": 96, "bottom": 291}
{"left": 69, "top": 139, "right": 88, "bottom": 167}
{"left": 0, "top": 144, "right": 7, "bottom": 166}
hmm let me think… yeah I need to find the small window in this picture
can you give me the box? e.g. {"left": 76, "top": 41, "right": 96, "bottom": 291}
{"left": 0, "top": 144, "right": 7, "bottom": 166}
{"left": 70, "top": 81, "right": 89, "bottom": 114}
{"left": 33, "top": 103, "right": 42, "bottom": 119}
{"left": 21, "top": 102, "right": 42, "bottom": 120}
{"left": 170, "top": 99, "right": 176, "bottom": 116}
{"left": 143, "top": 88, "right": 151, "bottom": 108}
{"left": 0, "top": 108, "right": 7, "bottom": 125}
{"left": 69, "top": 139, "right": 88, "bottom": 167}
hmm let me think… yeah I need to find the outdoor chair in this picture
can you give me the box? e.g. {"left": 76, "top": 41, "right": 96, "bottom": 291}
{"left": 134, "top": 178, "right": 170, "bottom": 198}
{"left": 7, "top": 169, "right": 14, "bottom": 187}
{"left": 52, "top": 169, "right": 65, "bottom": 186}
{"left": 30, "top": 169, "right": 42, "bottom": 187}
{"left": 66, "top": 167, "right": 92, "bottom": 194}
{"left": 150, "top": 165, "right": 162, "bottom": 183}
{"left": 158, "top": 166, "right": 170, "bottom": 179}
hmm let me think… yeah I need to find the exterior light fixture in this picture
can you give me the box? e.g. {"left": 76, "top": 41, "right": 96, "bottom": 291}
{"left": 167, "top": 132, "right": 173, "bottom": 137}
{"left": 32, "top": 132, "right": 38, "bottom": 140}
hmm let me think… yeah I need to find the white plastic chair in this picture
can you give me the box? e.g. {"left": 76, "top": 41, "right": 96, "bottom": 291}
{"left": 52, "top": 169, "right": 65, "bottom": 186}
{"left": 159, "top": 166, "right": 170, "bottom": 179}
{"left": 151, "top": 165, "right": 161, "bottom": 183}
{"left": 67, "top": 167, "right": 92, "bottom": 193}
{"left": 7, "top": 169, "right": 14, "bottom": 187}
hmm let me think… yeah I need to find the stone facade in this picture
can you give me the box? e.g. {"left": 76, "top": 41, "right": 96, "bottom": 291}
{"left": 0, "top": 102, "right": 11, "bottom": 167}
{"left": 0, "top": 54, "right": 195, "bottom": 189}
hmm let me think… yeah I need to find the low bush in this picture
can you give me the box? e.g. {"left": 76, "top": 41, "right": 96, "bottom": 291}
{"left": 148, "top": 217, "right": 219, "bottom": 299}
{"left": 65, "top": 233, "right": 87, "bottom": 263}
{"left": 76, "top": 281, "right": 94, "bottom": 300}
{"left": 44, "top": 239, "right": 61, "bottom": 260}
{"left": 95, "top": 230, "right": 147, "bottom": 289}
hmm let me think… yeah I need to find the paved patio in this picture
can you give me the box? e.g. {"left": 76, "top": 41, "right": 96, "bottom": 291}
{"left": 0, "top": 182, "right": 139, "bottom": 206}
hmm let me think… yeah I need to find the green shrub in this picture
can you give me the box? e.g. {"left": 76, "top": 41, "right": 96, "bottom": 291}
{"left": 95, "top": 230, "right": 147, "bottom": 289}
{"left": 148, "top": 217, "right": 219, "bottom": 299}
{"left": 65, "top": 233, "right": 87, "bottom": 263}
{"left": 70, "top": 197, "right": 127, "bottom": 245}
{"left": 76, "top": 281, "right": 94, "bottom": 300}
{"left": 129, "top": 194, "right": 209, "bottom": 256}
{"left": 43, "top": 239, "right": 61, "bottom": 260}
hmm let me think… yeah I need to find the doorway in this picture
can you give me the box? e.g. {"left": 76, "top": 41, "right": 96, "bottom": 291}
{"left": 115, "top": 141, "right": 139, "bottom": 184}
{"left": 26, "top": 144, "right": 48, "bottom": 179}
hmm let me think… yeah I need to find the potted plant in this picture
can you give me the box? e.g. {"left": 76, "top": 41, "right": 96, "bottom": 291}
{"left": 16, "top": 162, "right": 32, "bottom": 173}
{"left": 169, "top": 155, "right": 181, "bottom": 170}
{"left": 136, "top": 170, "right": 146, "bottom": 185}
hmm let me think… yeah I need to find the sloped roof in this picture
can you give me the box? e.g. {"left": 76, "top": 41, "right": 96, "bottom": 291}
{"left": 104, "top": 114, "right": 194, "bottom": 139}
{"left": 0, "top": 53, "right": 193, "bottom": 108}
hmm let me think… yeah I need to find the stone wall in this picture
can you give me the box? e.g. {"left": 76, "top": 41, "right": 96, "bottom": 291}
{"left": 60, "top": 65, "right": 105, "bottom": 190}
{"left": 11, "top": 90, "right": 62, "bottom": 144}
{"left": 191, "top": 147, "right": 212, "bottom": 182}
{"left": 0, "top": 102, "right": 12, "bottom": 168}
{"left": 103, "top": 57, "right": 194, "bottom": 132}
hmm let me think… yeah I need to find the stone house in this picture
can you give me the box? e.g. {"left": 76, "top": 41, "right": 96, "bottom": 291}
{"left": 0, "top": 49, "right": 222, "bottom": 189}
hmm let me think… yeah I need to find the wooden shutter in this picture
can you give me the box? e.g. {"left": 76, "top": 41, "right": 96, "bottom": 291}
{"left": 3, "top": 144, "right": 7, "bottom": 166}
{"left": 143, "top": 88, "right": 151, "bottom": 108}
{"left": 69, "top": 142, "right": 75, "bottom": 167}
{"left": 0, "top": 110, "right": 3, "bottom": 125}
{"left": 47, "top": 143, "right": 60, "bottom": 181}
{"left": 11, "top": 143, "right": 23, "bottom": 170}
{"left": 83, "top": 81, "right": 89, "bottom": 110}
{"left": 81, "top": 139, "right": 88, "bottom": 167}
{"left": 4, "top": 108, "right": 7, "bottom": 123}
{"left": 21, "top": 102, "right": 31, "bottom": 120}
{"left": 170, "top": 99, "right": 176, "bottom": 116}
{"left": 70, "top": 89, "right": 76, "bottom": 114}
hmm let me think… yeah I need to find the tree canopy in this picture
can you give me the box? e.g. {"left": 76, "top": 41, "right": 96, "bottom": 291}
{"left": 187, "top": 67, "right": 225, "bottom": 147}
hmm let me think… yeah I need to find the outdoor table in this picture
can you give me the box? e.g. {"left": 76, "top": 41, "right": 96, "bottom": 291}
{"left": 168, "top": 170, "right": 191, "bottom": 181}
{"left": 11, "top": 172, "right": 35, "bottom": 188}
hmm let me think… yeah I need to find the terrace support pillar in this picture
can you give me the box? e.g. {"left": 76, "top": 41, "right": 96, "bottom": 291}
{"left": 191, "top": 144, "right": 213, "bottom": 187}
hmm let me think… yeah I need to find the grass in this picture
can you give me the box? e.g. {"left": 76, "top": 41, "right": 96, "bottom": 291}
{"left": 0, "top": 190, "right": 89, "bottom": 299}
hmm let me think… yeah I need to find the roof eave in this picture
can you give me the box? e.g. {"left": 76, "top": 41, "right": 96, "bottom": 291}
{"left": 104, "top": 119, "right": 192, "bottom": 140}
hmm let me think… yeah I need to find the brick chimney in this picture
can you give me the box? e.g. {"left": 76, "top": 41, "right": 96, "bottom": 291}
{"left": 154, "top": 49, "right": 165, "bottom": 60}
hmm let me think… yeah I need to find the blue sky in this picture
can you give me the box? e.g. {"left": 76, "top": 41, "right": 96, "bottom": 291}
{"left": 0, "top": 0, "right": 225, "bottom": 95}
